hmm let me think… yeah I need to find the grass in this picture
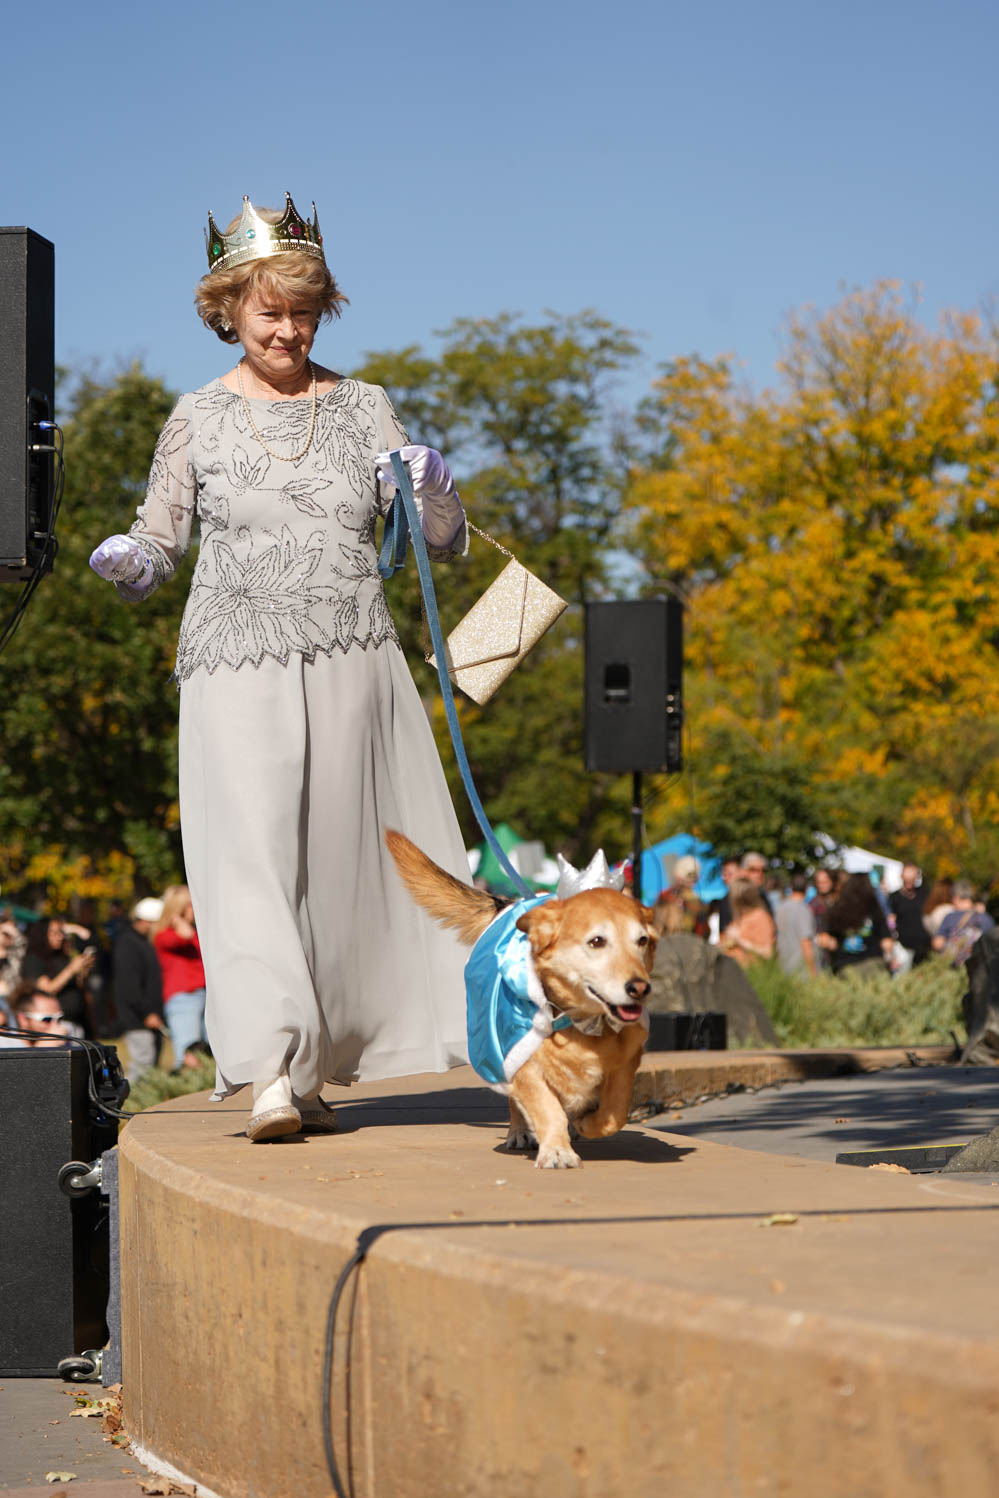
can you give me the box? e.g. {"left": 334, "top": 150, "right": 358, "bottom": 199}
{"left": 124, "top": 1053, "right": 217, "bottom": 1114}
{"left": 744, "top": 955, "right": 966, "bottom": 1050}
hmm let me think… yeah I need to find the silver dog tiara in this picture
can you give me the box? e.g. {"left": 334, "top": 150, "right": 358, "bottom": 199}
{"left": 555, "top": 850, "right": 626, "bottom": 899}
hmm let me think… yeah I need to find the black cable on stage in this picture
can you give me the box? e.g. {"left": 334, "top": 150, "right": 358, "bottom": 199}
{"left": 0, "top": 421, "right": 65, "bottom": 657}
{"left": 322, "top": 1231, "right": 377, "bottom": 1498}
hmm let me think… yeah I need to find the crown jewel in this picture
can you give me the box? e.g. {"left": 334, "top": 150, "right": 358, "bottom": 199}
{"left": 204, "top": 192, "right": 324, "bottom": 274}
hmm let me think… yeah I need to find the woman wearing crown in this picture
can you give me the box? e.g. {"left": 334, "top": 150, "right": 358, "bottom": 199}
{"left": 90, "top": 195, "right": 471, "bottom": 1140}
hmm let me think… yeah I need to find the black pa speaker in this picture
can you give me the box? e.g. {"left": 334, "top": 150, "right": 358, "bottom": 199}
{"left": 584, "top": 599, "right": 683, "bottom": 773}
{"left": 647, "top": 1011, "right": 727, "bottom": 1051}
{"left": 0, "top": 1048, "right": 116, "bottom": 1375}
{"left": 0, "top": 226, "right": 55, "bottom": 582}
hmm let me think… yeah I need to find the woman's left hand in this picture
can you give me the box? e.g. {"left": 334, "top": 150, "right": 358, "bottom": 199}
{"left": 375, "top": 444, "right": 465, "bottom": 549}
{"left": 375, "top": 445, "right": 456, "bottom": 500}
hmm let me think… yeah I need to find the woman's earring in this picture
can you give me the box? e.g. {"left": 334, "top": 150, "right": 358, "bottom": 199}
{"left": 221, "top": 320, "right": 232, "bottom": 332}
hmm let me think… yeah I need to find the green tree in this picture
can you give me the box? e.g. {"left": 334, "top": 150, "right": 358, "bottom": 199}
{"left": 0, "top": 313, "right": 647, "bottom": 908}
{"left": 0, "top": 366, "right": 189, "bottom": 905}
{"left": 691, "top": 731, "right": 840, "bottom": 870}
{"left": 355, "top": 311, "right": 644, "bottom": 860}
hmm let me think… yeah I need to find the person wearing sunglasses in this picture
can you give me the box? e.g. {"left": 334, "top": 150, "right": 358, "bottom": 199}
{"left": 2, "top": 983, "right": 69, "bottom": 1047}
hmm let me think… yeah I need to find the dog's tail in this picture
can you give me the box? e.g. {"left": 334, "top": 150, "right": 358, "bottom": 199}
{"left": 384, "top": 829, "right": 508, "bottom": 946}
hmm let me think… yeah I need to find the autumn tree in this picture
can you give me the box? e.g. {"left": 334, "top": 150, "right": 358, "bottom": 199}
{"left": 627, "top": 283, "right": 999, "bottom": 882}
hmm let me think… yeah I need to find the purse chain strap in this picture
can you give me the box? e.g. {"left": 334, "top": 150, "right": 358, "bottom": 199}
{"left": 467, "top": 521, "right": 516, "bottom": 561}
{"left": 421, "top": 519, "right": 519, "bottom": 660}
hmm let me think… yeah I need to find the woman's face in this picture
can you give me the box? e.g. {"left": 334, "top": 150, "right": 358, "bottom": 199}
{"left": 182, "top": 901, "right": 194, "bottom": 926}
{"left": 233, "top": 287, "right": 317, "bottom": 385}
{"left": 814, "top": 870, "right": 832, "bottom": 896}
{"left": 47, "top": 920, "right": 64, "bottom": 950}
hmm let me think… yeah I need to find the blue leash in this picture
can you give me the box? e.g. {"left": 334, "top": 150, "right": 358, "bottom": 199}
{"left": 377, "top": 452, "right": 532, "bottom": 899}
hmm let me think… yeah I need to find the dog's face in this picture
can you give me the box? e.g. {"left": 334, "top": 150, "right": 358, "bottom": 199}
{"left": 516, "top": 890, "right": 658, "bottom": 1026}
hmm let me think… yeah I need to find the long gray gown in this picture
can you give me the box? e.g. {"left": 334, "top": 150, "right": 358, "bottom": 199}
{"left": 121, "top": 376, "right": 470, "bottom": 1098}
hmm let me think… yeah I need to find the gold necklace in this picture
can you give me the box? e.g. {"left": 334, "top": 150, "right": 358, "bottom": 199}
{"left": 237, "top": 358, "right": 317, "bottom": 461}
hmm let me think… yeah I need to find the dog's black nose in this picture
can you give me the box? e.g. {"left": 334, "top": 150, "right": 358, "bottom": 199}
{"left": 625, "top": 978, "right": 649, "bottom": 1000}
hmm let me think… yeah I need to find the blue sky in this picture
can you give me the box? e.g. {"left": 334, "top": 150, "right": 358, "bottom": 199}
{"left": 4, "top": 0, "right": 997, "bottom": 418}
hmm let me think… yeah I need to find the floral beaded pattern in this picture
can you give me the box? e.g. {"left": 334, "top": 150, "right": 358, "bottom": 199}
{"left": 120, "top": 379, "right": 454, "bottom": 682}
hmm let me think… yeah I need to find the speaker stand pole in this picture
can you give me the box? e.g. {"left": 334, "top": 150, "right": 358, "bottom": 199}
{"left": 632, "top": 770, "right": 643, "bottom": 905}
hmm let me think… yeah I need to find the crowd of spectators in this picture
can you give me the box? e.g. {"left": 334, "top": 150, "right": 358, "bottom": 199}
{"left": 0, "top": 886, "right": 208, "bottom": 1081}
{"left": 653, "top": 853, "right": 996, "bottom": 981}
{"left": 1, "top": 850, "right": 992, "bottom": 1071}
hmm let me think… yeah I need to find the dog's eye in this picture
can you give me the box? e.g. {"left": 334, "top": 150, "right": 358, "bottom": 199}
{"left": 637, "top": 934, "right": 648, "bottom": 947}
{"left": 587, "top": 935, "right": 607, "bottom": 948}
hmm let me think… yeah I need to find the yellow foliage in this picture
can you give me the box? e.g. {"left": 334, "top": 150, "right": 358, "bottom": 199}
{"left": 20, "top": 847, "right": 137, "bottom": 917}
{"left": 627, "top": 282, "right": 999, "bottom": 871}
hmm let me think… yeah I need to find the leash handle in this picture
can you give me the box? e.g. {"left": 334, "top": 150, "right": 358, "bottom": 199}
{"left": 376, "top": 483, "right": 411, "bottom": 578}
{"left": 385, "top": 452, "right": 533, "bottom": 900}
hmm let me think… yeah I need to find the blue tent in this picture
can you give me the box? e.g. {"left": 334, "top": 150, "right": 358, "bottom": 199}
{"left": 637, "top": 834, "right": 726, "bottom": 904}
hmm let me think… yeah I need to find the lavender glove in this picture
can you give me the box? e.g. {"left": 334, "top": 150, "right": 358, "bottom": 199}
{"left": 374, "top": 444, "right": 465, "bottom": 549}
{"left": 89, "top": 534, "right": 156, "bottom": 598}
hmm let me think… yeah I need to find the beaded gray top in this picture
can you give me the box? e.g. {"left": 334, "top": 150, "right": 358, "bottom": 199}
{"left": 122, "top": 378, "right": 464, "bottom": 682}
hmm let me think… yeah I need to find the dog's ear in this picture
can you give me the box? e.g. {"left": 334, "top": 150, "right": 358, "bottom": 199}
{"left": 516, "top": 900, "right": 565, "bottom": 954}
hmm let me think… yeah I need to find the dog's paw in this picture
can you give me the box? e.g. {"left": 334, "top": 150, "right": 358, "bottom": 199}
{"left": 575, "top": 1112, "right": 621, "bottom": 1140}
{"left": 535, "top": 1143, "right": 582, "bottom": 1170}
{"left": 503, "top": 1127, "right": 537, "bottom": 1152}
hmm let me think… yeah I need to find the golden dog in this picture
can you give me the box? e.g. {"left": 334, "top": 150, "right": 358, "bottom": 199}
{"left": 385, "top": 830, "right": 658, "bottom": 1168}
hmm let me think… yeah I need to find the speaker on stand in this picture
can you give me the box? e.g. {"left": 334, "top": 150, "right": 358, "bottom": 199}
{"left": 584, "top": 599, "right": 684, "bottom": 903}
{"left": 0, "top": 225, "right": 55, "bottom": 583}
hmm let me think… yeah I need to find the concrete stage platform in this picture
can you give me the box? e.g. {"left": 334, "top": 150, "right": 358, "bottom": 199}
{"left": 119, "top": 1050, "right": 999, "bottom": 1498}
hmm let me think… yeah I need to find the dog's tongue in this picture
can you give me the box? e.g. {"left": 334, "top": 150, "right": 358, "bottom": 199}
{"left": 617, "top": 1004, "right": 643, "bottom": 1023}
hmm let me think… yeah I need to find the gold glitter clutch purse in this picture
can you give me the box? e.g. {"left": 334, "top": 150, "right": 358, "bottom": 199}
{"left": 428, "top": 525, "right": 568, "bottom": 705}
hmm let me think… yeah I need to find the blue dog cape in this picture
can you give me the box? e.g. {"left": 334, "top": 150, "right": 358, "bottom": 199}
{"left": 465, "top": 895, "right": 573, "bottom": 1092}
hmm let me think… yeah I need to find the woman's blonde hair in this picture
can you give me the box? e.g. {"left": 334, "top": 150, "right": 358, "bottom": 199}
{"left": 153, "top": 884, "right": 193, "bottom": 937}
{"left": 194, "top": 207, "right": 347, "bottom": 343}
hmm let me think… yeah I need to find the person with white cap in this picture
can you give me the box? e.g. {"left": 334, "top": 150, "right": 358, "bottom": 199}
{"left": 113, "top": 897, "right": 166, "bottom": 1082}
{"left": 654, "top": 855, "right": 709, "bottom": 938}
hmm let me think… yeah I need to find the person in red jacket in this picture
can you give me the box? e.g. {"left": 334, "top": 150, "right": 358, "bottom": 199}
{"left": 153, "top": 885, "right": 208, "bottom": 1072}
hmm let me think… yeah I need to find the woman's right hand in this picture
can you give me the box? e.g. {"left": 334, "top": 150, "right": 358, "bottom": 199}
{"left": 89, "top": 534, "right": 154, "bottom": 591}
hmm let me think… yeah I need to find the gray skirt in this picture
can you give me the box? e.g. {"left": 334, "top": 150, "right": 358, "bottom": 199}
{"left": 178, "top": 643, "right": 470, "bottom": 1099}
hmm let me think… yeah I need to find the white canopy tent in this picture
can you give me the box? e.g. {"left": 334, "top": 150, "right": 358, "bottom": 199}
{"left": 817, "top": 836, "right": 906, "bottom": 893}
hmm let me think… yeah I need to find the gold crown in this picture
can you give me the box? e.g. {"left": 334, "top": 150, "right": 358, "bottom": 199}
{"left": 204, "top": 192, "right": 324, "bottom": 273}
